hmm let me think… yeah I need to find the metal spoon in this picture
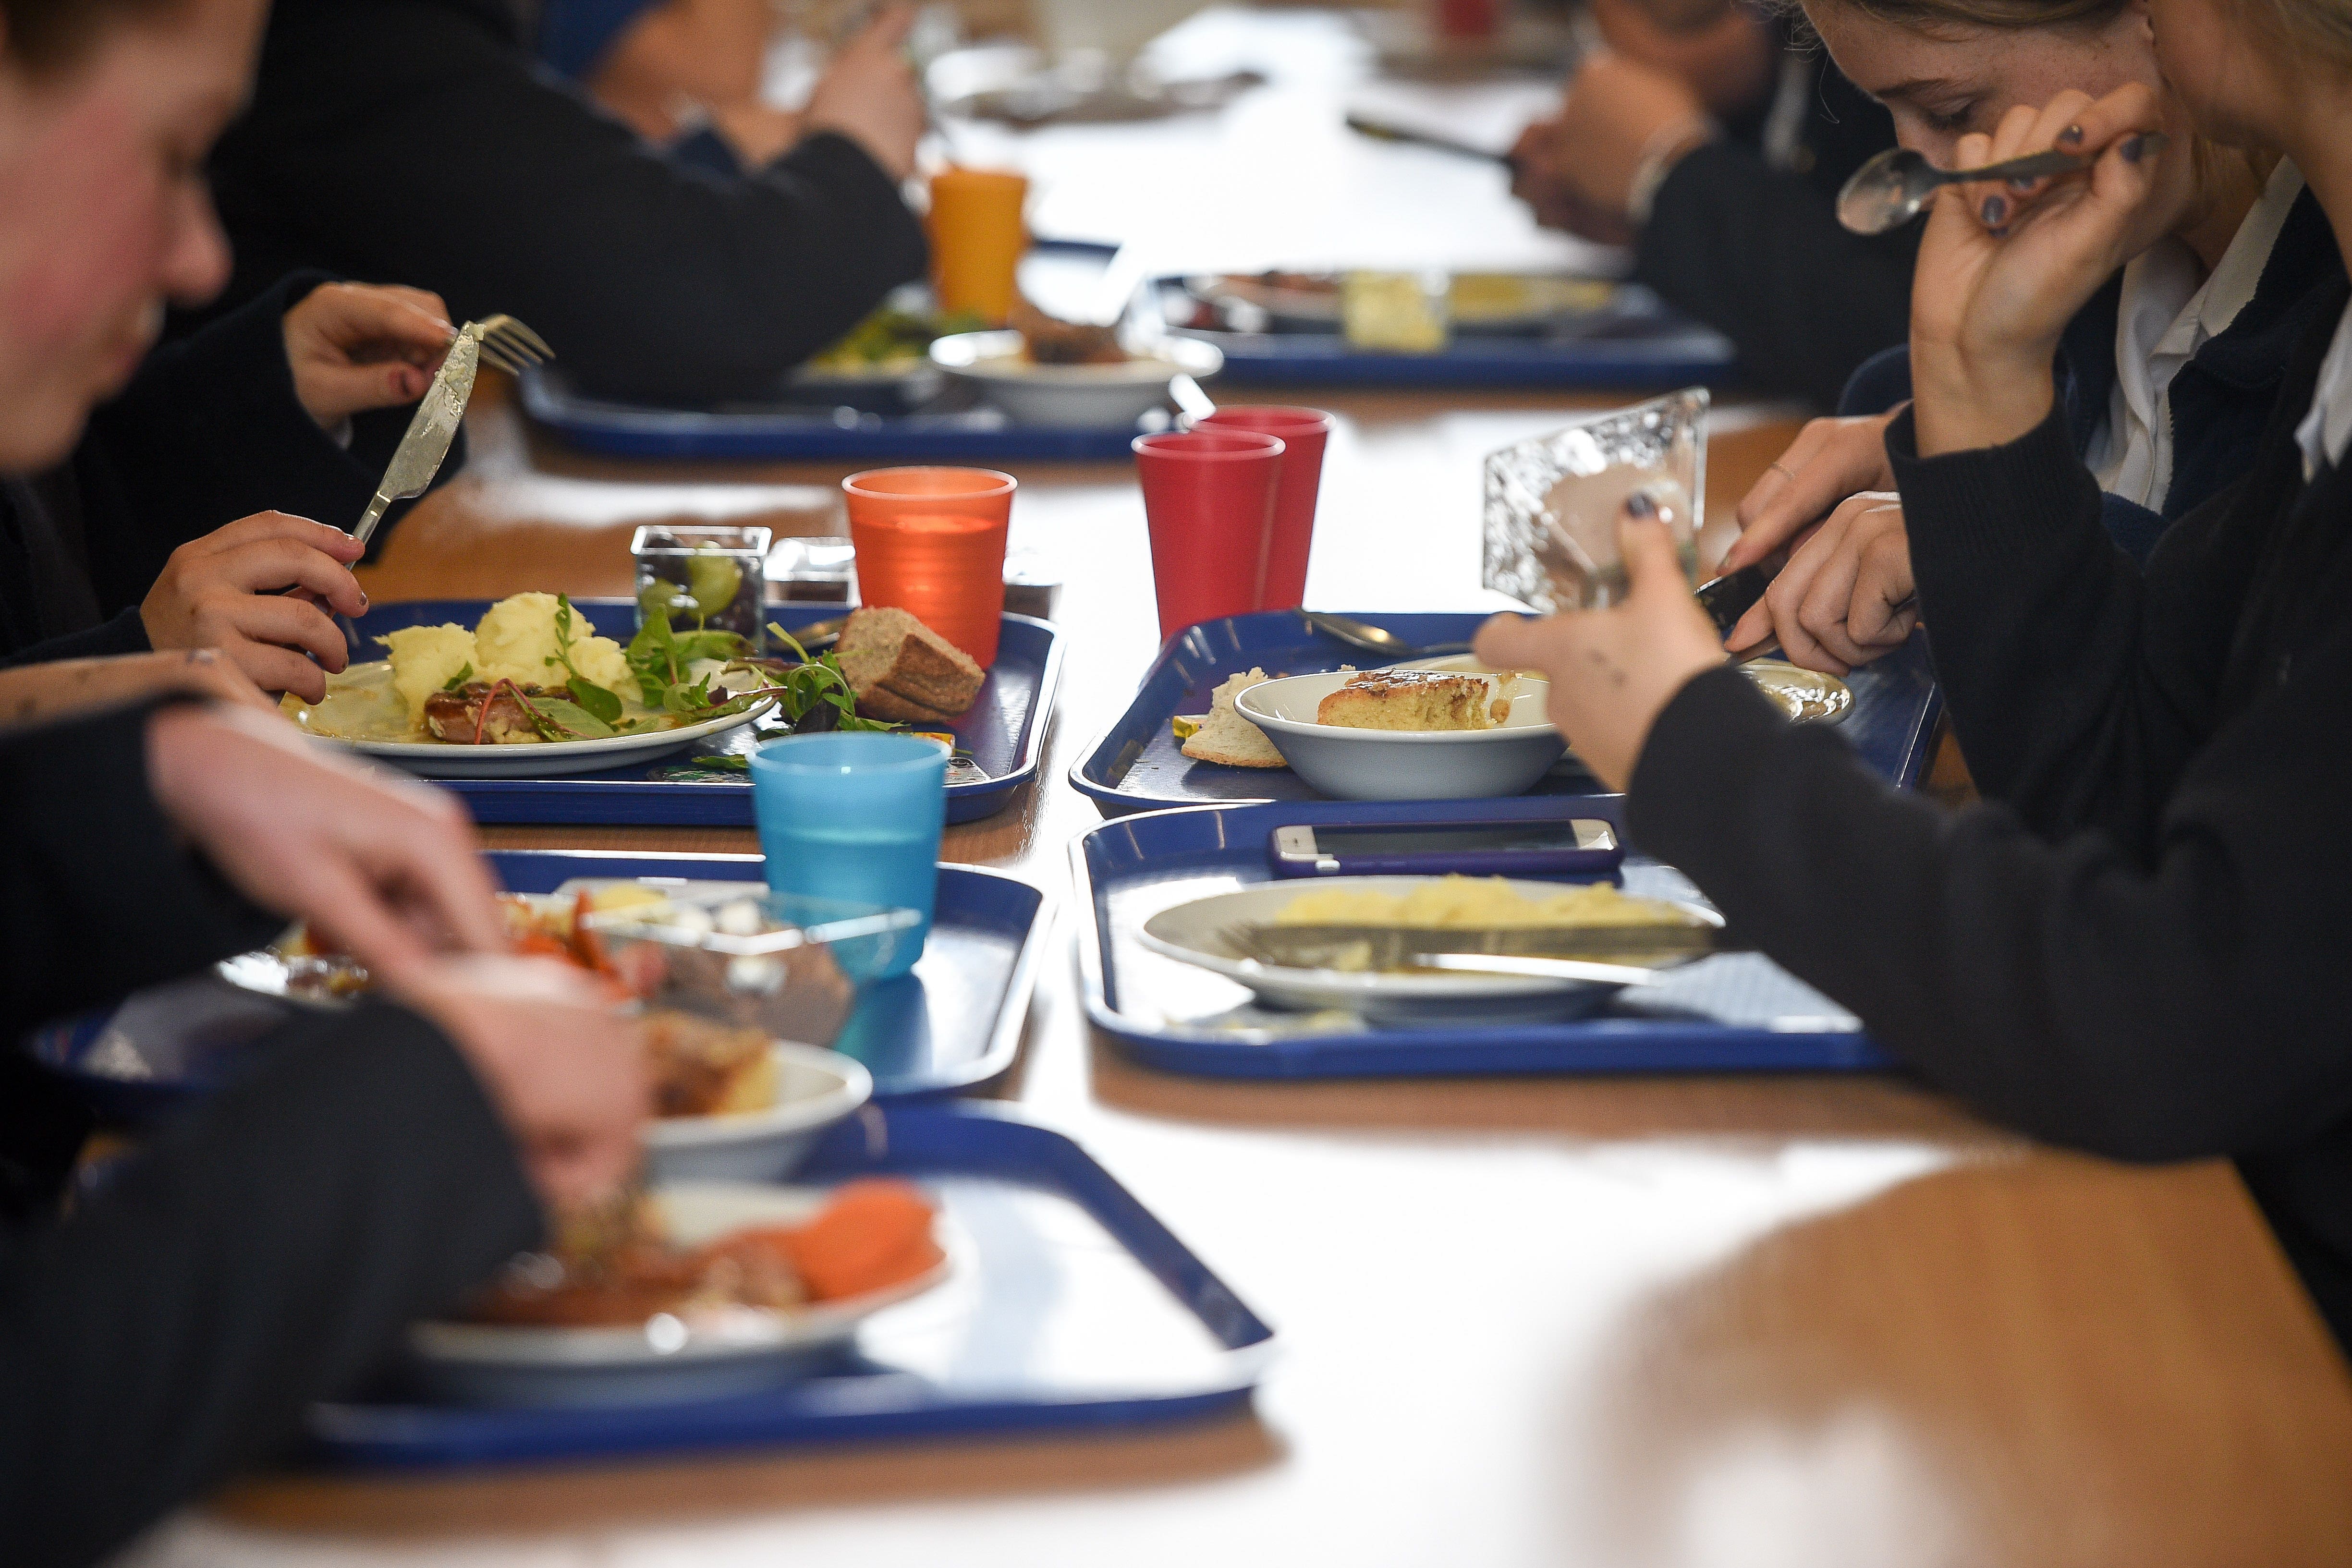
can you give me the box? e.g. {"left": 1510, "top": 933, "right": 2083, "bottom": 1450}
{"left": 1837, "top": 145, "right": 2092, "bottom": 235}
{"left": 1300, "top": 610, "right": 1471, "bottom": 660}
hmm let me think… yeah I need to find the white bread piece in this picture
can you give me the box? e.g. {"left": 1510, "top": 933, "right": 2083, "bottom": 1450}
{"left": 1180, "top": 667, "right": 1287, "bottom": 768}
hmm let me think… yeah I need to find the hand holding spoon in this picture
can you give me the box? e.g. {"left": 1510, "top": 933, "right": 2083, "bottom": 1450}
{"left": 1836, "top": 144, "right": 2109, "bottom": 235}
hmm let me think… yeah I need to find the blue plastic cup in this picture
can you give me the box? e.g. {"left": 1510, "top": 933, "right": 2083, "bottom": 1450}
{"left": 750, "top": 732, "right": 948, "bottom": 980}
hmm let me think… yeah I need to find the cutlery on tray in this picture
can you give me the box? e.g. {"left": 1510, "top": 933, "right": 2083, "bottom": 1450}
{"left": 1300, "top": 610, "right": 1473, "bottom": 661}
{"left": 1221, "top": 921, "right": 1737, "bottom": 972}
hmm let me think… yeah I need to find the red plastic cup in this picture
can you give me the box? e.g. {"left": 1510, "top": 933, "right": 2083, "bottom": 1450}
{"left": 842, "top": 466, "right": 1016, "bottom": 666}
{"left": 1133, "top": 429, "right": 1286, "bottom": 642}
{"left": 1194, "top": 405, "right": 1334, "bottom": 611}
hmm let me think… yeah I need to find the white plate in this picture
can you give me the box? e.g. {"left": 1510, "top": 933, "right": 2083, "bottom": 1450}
{"left": 1139, "top": 876, "right": 1717, "bottom": 1026}
{"left": 1234, "top": 671, "right": 1565, "bottom": 801}
{"left": 407, "top": 1180, "right": 951, "bottom": 1407}
{"left": 644, "top": 1043, "right": 872, "bottom": 1183}
{"left": 929, "top": 329, "right": 1223, "bottom": 428}
{"left": 303, "top": 696, "right": 773, "bottom": 778}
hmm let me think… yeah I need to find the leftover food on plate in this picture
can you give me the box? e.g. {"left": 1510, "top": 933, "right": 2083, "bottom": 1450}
{"left": 834, "top": 607, "right": 985, "bottom": 720}
{"left": 1179, "top": 666, "right": 1287, "bottom": 767}
{"left": 1315, "top": 669, "right": 1518, "bottom": 731}
{"left": 288, "top": 592, "right": 784, "bottom": 747}
{"left": 1272, "top": 875, "right": 1696, "bottom": 931}
{"left": 465, "top": 1179, "right": 940, "bottom": 1329}
{"left": 806, "top": 304, "right": 986, "bottom": 375}
{"left": 1009, "top": 297, "right": 1130, "bottom": 366}
{"left": 260, "top": 884, "right": 856, "bottom": 1120}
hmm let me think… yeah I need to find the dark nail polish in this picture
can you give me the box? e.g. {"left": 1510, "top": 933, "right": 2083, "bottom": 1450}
{"left": 2059, "top": 123, "right": 2084, "bottom": 145}
{"left": 1981, "top": 194, "right": 2007, "bottom": 226}
{"left": 1988, "top": 227, "right": 2010, "bottom": 239}
{"left": 358, "top": 592, "right": 370, "bottom": 612}
{"left": 1625, "top": 490, "right": 1657, "bottom": 519}
{"left": 2120, "top": 134, "right": 2148, "bottom": 163}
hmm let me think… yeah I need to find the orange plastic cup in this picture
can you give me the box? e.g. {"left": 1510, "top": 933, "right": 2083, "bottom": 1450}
{"left": 927, "top": 168, "right": 1030, "bottom": 324}
{"left": 843, "top": 467, "right": 1017, "bottom": 667}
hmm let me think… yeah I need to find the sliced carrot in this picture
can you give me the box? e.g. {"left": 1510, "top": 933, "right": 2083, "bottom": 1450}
{"left": 776, "top": 1180, "right": 942, "bottom": 1301}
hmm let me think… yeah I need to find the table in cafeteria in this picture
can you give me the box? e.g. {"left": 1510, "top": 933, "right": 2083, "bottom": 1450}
{"left": 140, "top": 14, "right": 2352, "bottom": 1565}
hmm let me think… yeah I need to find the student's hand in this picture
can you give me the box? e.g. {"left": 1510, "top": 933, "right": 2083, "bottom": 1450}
{"left": 144, "top": 702, "right": 508, "bottom": 980}
{"left": 282, "top": 282, "right": 456, "bottom": 431}
{"left": 0, "top": 648, "right": 273, "bottom": 733}
{"left": 1722, "top": 409, "right": 1902, "bottom": 571}
{"left": 1510, "top": 54, "right": 1712, "bottom": 235}
{"left": 139, "top": 512, "right": 367, "bottom": 702}
{"left": 802, "top": 2, "right": 922, "bottom": 182}
{"left": 1510, "top": 117, "right": 1639, "bottom": 244}
{"left": 388, "top": 956, "right": 650, "bottom": 1215}
{"left": 1725, "top": 492, "right": 1917, "bottom": 673}
{"left": 1911, "top": 85, "right": 2169, "bottom": 456}
{"left": 1473, "top": 496, "right": 1725, "bottom": 790}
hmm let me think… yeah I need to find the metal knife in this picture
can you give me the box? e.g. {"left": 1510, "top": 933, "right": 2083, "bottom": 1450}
{"left": 351, "top": 325, "right": 482, "bottom": 547}
{"left": 1226, "top": 922, "right": 1735, "bottom": 971}
{"left": 1694, "top": 564, "right": 1787, "bottom": 667}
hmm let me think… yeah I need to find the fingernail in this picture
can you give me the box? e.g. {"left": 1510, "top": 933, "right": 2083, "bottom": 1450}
{"left": 2120, "top": 134, "right": 2147, "bottom": 163}
{"left": 1625, "top": 490, "right": 1657, "bottom": 520}
{"left": 1981, "top": 194, "right": 2006, "bottom": 225}
{"left": 358, "top": 591, "right": 370, "bottom": 611}
{"left": 2059, "top": 123, "right": 2084, "bottom": 145}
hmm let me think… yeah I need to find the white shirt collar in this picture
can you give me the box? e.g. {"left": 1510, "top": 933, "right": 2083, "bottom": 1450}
{"left": 2090, "top": 159, "right": 2306, "bottom": 511}
{"left": 2295, "top": 297, "right": 2352, "bottom": 482}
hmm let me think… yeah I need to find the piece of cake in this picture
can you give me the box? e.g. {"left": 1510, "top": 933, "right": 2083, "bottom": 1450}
{"left": 835, "top": 607, "right": 986, "bottom": 723}
{"left": 1315, "top": 669, "right": 1516, "bottom": 731}
{"left": 1180, "top": 667, "right": 1287, "bottom": 767}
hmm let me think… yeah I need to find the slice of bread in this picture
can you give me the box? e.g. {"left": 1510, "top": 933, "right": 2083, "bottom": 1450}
{"left": 838, "top": 607, "right": 985, "bottom": 720}
{"left": 1180, "top": 667, "right": 1288, "bottom": 768}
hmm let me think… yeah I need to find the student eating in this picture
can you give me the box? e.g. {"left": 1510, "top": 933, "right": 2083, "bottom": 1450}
{"left": 1480, "top": 0, "right": 2352, "bottom": 1347}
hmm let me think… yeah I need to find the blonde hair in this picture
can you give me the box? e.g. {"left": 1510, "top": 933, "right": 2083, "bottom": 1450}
{"left": 2234, "top": 0, "right": 2352, "bottom": 66}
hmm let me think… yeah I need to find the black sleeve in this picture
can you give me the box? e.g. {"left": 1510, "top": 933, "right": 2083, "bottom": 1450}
{"left": 0, "top": 607, "right": 152, "bottom": 670}
{"left": 0, "top": 705, "right": 281, "bottom": 1034}
{"left": 1626, "top": 653, "right": 2352, "bottom": 1165}
{"left": 0, "top": 1003, "right": 542, "bottom": 1568}
{"left": 1634, "top": 141, "right": 1917, "bottom": 408}
{"left": 208, "top": 0, "right": 928, "bottom": 405}
{"left": 75, "top": 272, "right": 387, "bottom": 614}
{"left": 1887, "top": 404, "right": 2264, "bottom": 846}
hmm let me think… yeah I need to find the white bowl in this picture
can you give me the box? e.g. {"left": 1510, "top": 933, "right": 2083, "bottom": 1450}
{"left": 1139, "top": 876, "right": 1714, "bottom": 1026}
{"left": 403, "top": 1180, "right": 949, "bottom": 1407}
{"left": 929, "top": 329, "right": 1223, "bottom": 428}
{"left": 644, "top": 1042, "right": 872, "bottom": 1183}
{"left": 1234, "top": 671, "right": 1567, "bottom": 801}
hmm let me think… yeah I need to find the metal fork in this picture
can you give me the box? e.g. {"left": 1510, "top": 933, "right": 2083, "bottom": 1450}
{"left": 472, "top": 313, "right": 553, "bottom": 377}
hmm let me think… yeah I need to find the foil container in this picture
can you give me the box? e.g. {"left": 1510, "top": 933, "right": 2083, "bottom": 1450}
{"left": 1482, "top": 387, "right": 1708, "bottom": 611}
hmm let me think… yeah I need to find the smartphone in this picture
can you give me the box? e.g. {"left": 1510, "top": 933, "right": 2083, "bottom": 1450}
{"left": 1267, "top": 819, "right": 1622, "bottom": 879}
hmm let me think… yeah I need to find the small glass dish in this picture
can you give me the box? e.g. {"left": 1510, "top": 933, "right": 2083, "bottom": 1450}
{"left": 580, "top": 884, "right": 924, "bottom": 1047}
{"left": 632, "top": 524, "right": 773, "bottom": 649}
{"left": 1482, "top": 387, "right": 1707, "bottom": 611}
{"left": 768, "top": 535, "right": 856, "bottom": 603}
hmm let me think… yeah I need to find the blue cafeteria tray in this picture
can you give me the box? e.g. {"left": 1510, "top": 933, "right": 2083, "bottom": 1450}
{"left": 341, "top": 600, "right": 1060, "bottom": 826}
{"left": 1158, "top": 281, "right": 1735, "bottom": 390}
{"left": 1071, "top": 610, "right": 1943, "bottom": 816}
{"left": 26, "top": 853, "right": 1051, "bottom": 1116}
{"left": 304, "top": 1103, "right": 1275, "bottom": 1469}
{"left": 1074, "top": 794, "right": 1892, "bottom": 1078}
{"left": 520, "top": 366, "right": 1157, "bottom": 462}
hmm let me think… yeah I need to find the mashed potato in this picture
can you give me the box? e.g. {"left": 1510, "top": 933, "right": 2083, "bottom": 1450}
{"left": 1275, "top": 875, "right": 1691, "bottom": 929}
{"left": 471, "top": 592, "right": 633, "bottom": 693}
{"left": 379, "top": 624, "right": 478, "bottom": 719}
